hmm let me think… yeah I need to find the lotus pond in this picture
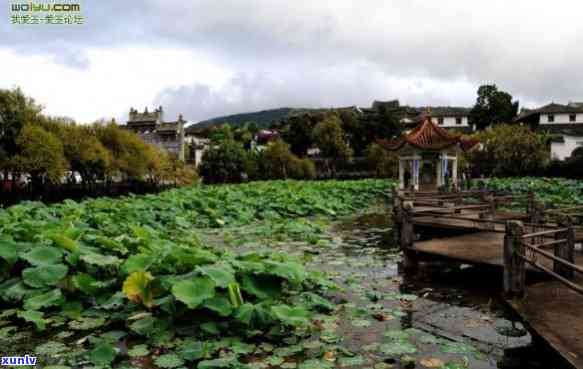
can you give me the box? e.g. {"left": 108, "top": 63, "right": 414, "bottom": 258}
{"left": 0, "top": 179, "right": 571, "bottom": 368}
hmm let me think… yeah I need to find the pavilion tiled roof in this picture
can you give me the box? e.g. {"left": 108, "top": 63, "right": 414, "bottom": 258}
{"left": 377, "top": 115, "right": 479, "bottom": 152}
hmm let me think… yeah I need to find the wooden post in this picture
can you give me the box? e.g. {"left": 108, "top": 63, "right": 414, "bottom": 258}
{"left": 530, "top": 201, "right": 544, "bottom": 224}
{"left": 455, "top": 191, "right": 462, "bottom": 214}
{"left": 392, "top": 188, "right": 402, "bottom": 245}
{"left": 555, "top": 217, "right": 575, "bottom": 279}
{"left": 504, "top": 220, "right": 525, "bottom": 297}
{"left": 400, "top": 201, "right": 418, "bottom": 272}
{"left": 489, "top": 195, "right": 496, "bottom": 218}
{"left": 527, "top": 192, "right": 534, "bottom": 220}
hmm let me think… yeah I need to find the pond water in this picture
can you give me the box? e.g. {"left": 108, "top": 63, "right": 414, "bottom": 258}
{"left": 197, "top": 200, "right": 573, "bottom": 369}
{"left": 306, "top": 204, "right": 572, "bottom": 369}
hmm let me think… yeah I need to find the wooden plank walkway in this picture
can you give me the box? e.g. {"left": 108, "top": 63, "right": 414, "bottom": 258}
{"left": 412, "top": 232, "right": 583, "bottom": 368}
{"left": 509, "top": 277, "right": 583, "bottom": 369}
{"left": 413, "top": 232, "right": 583, "bottom": 272}
{"left": 414, "top": 213, "right": 583, "bottom": 242}
{"left": 393, "top": 190, "right": 583, "bottom": 368}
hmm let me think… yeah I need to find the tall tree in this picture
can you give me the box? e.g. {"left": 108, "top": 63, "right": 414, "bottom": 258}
{"left": 463, "top": 124, "right": 548, "bottom": 177}
{"left": 312, "top": 114, "right": 353, "bottom": 176}
{"left": 13, "top": 123, "right": 68, "bottom": 185}
{"left": 338, "top": 109, "right": 368, "bottom": 156}
{"left": 469, "top": 84, "right": 519, "bottom": 130}
{"left": 0, "top": 88, "right": 44, "bottom": 179}
{"left": 199, "top": 139, "right": 248, "bottom": 184}
{"left": 280, "top": 114, "right": 316, "bottom": 157}
{"left": 0, "top": 88, "right": 43, "bottom": 157}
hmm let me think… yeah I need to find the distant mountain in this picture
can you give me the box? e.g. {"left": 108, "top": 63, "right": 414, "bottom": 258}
{"left": 186, "top": 108, "right": 293, "bottom": 133}
{"left": 185, "top": 107, "right": 318, "bottom": 134}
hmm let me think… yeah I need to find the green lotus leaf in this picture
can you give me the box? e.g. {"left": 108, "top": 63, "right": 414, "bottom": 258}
{"left": 198, "top": 356, "right": 240, "bottom": 369}
{"left": 80, "top": 252, "right": 121, "bottom": 267}
{"left": 234, "top": 303, "right": 255, "bottom": 325}
{"left": 122, "top": 254, "right": 156, "bottom": 274}
{"left": 22, "top": 264, "right": 68, "bottom": 288}
{"left": 128, "top": 344, "right": 149, "bottom": 357}
{"left": 202, "top": 295, "right": 233, "bottom": 317}
{"left": 172, "top": 276, "right": 215, "bottom": 309}
{"left": 198, "top": 264, "right": 235, "bottom": 287}
{"left": 266, "top": 261, "right": 306, "bottom": 284}
{"left": 17, "top": 310, "right": 46, "bottom": 330}
{"left": 24, "top": 289, "right": 64, "bottom": 311}
{"left": 154, "top": 353, "right": 184, "bottom": 368}
{"left": 0, "top": 238, "right": 18, "bottom": 265}
{"left": 178, "top": 340, "right": 209, "bottom": 361}
{"left": 88, "top": 342, "right": 117, "bottom": 366}
{"left": 271, "top": 304, "right": 311, "bottom": 327}
{"left": 2, "top": 279, "right": 33, "bottom": 301}
{"left": 379, "top": 341, "right": 417, "bottom": 356}
{"left": 47, "top": 233, "right": 79, "bottom": 252}
{"left": 241, "top": 274, "right": 282, "bottom": 300}
{"left": 22, "top": 246, "right": 64, "bottom": 266}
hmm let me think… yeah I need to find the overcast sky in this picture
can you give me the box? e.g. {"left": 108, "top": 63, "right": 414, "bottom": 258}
{"left": 1, "top": 0, "right": 582, "bottom": 124}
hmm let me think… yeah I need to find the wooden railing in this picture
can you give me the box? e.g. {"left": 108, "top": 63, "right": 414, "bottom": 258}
{"left": 504, "top": 220, "right": 583, "bottom": 297}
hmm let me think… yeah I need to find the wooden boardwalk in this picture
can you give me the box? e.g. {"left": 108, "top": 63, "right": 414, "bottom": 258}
{"left": 511, "top": 277, "right": 583, "bottom": 369}
{"left": 414, "top": 231, "right": 583, "bottom": 270}
{"left": 393, "top": 189, "right": 583, "bottom": 368}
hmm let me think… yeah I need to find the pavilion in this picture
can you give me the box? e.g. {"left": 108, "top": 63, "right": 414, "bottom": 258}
{"left": 378, "top": 115, "right": 479, "bottom": 191}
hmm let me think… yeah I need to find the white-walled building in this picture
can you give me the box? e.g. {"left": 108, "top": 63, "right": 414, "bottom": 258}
{"left": 515, "top": 102, "right": 583, "bottom": 160}
{"left": 426, "top": 107, "right": 472, "bottom": 131}
{"left": 549, "top": 135, "right": 583, "bottom": 161}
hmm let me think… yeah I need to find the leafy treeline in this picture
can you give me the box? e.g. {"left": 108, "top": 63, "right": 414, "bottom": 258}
{"left": 199, "top": 107, "right": 401, "bottom": 183}
{"left": 197, "top": 84, "right": 524, "bottom": 183}
{"left": 0, "top": 88, "right": 196, "bottom": 189}
{"left": 191, "top": 84, "right": 519, "bottom": 134}
{"left": 0, "top": 179, "right": 389, "bottom": 367}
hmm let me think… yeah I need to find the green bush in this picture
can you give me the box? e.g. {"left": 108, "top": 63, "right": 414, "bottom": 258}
{"left": 289, "top": 157, "right": 316, "bottom": 180}
{"left": 365, "top": 142, "right": 398, "bottom": 178}
{"left": 261, "top": 139, "right": 315, "bottom": 180}
{"left": 199, "top": 140, "right": 248, "bottom": 184}
{"left": 463, "top": 124, "right": 548, "bottom": 177}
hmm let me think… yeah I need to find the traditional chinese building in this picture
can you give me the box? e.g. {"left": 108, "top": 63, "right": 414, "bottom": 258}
{"left": 378, "top": 114, "right": 478, "bottom": 191}
{"left": 125, "top": 106, "right": 186, "bottom": 161}
{"left": 515, "top": 102, "right": 583, "bottom": 160}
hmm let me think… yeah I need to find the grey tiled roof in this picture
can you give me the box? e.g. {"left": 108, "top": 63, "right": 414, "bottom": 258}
{"left": 516, "top": 103, "right": 583, "bottom": 121}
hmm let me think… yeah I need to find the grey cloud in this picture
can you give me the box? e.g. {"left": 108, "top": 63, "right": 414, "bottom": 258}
{"left": 2, "top": 0, "right": 583, "bottom": 113}
{"left": 153, "top": 67, "right": 475, "bottom": 123}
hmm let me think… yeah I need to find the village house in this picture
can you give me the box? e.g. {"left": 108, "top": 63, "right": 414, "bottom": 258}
{"left": 360, "top": 100, "right": 473, "bottom": 133}
{"left": 422, "top": 107, "right": 472, "bottom": 132}
{"left": 514, "top": 102, "right": 583, "bottom": 160}
{"left": 124, "top": 106, "right": 186, "bottom": 161}
{"left": 184, "top": 134, "right": 210, "bottom": 167}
